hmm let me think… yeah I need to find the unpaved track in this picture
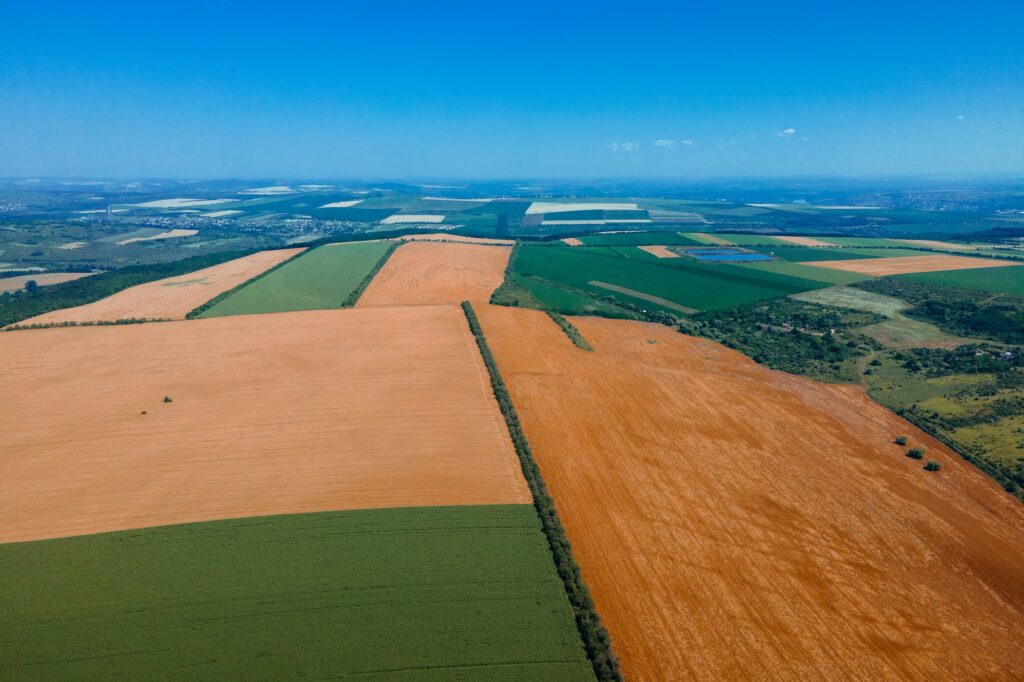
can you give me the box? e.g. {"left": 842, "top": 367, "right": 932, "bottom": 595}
{"left": 356, "top": 241, "right": 510, "bottom": 306}
{"left": 18, "top": 249, "right": 303, "bottom": 325}
{"left": 0, "top": 306, "right": 526, "bottom": 542}
{"left": 807, "top": 253, "right": 1021, "bottom": 276}
{"left": 477, "top": 304, "right": 1024, "bottom": 681}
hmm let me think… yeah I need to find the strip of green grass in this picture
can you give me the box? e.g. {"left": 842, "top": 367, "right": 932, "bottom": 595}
{"left": 719, "top": 233, "right": 787, "bottom": 246}
{"left": 199, "top": 240, "right": 391, "bottom": 317}
{"left": 0, "top": 505, "right": 594, "bottom": 681}
{"left": 748, "top": 245, "right": 876, "bottom": 262}
{"left": 895, "top": 265, "right": 1024, "bottom": 295}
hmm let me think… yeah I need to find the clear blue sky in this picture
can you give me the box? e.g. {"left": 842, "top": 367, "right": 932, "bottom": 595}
{"left": 2, "top": 1, "right": 1022, "bottom": 179}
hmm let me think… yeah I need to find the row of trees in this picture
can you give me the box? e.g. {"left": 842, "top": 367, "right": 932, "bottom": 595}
{"left": 461, "top": 301, "right": 621, "bottom": 681}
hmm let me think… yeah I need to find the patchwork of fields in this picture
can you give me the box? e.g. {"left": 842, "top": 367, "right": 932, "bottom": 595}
{"left": 198, "top": 241, "right": 390, "bottom": 316}
{"left": 16, "top": 248, "right": 303, "bottom": 325}
{"left": 476, "top": 304, "right": 1024, "bottom": 680}
{"left": 5, "top": 227, "right": 1024, "bottom": 680}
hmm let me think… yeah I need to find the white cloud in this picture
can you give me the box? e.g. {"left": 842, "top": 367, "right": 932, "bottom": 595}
{"left": 610, "top": 141, "right": 638, "bottom": 152}
{"left": 654, "top": 139, "right": 675, "bottom": 148}
{"left": 777, "top": 128, "right": 797, "bottom": 138}
{"left": 957, "top": 114, "right": 966, "bottom": 120}
{"left": 681, "top": 139, "right": 694, "bottom": 145}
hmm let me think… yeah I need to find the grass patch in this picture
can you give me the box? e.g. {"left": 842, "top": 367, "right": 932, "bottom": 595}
{"left": 198, "top": 240, "right": 392, "bottom": 317}
{"left": 0, "top": 505, "right": 593, "bottom": 680}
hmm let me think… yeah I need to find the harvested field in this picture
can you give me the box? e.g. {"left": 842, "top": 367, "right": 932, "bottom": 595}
{"left": 561, "top": 237, "right": 584, "bottom": 246}
{"left": 0, "top": 272, "right": 93, "bottom": 292}
{"left": 476, "top": 304, "right": 1024, "bottom": 681}
{"left": 357, "top": 241, "right": 510, "bottom": 306}
{"left": 17, "top": 249, "right": 302, "bottom": 325}
{"left": 637, "top": 244, "right": 679, "bottom": 258}
{"left": 806, "top": 254, "right": 1021, "bottom": 276}
{"left": 897, "top": 239, "right": 977, "bottom": 251}
{"left": 0, "top": 306, "right": 527, "bottom": 542}
{"left": 401, "top": 232, "right": 515, "bottom": 245}
{"left": 774, "top": 235, "right": 838, "bottom": 247}
{"left": 381, "top": 214, "right": 445, "bottom": 224}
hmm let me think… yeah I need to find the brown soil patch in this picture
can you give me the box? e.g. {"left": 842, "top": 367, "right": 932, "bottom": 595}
{"left": 0, "top": 272, "right": 93, "bottom": 293}
{"left": 18, "top": 249, "right": 303, "bottom": 325}
{"left": 561, "top": 237, "right": 584, "bottom": 246}
{"left": 0, "top": 306, "right": 526, "bottom": 543}
{"left": 774, "top": 235, "right": 838, "bottom": 247}
{"left": 401, "top": 232, "right": 514, "bottom": 245}
{"left": 476, "top": 304, "right": 1024, "bottom": 681}
{"left": 807, "top": 254, "right": 1021, "bottom": 276}
{"left": 357, "top": 241, "right": 511, "bottom": 306}
{"left": 637, "top": 245, "right": 679, "bottom": 258}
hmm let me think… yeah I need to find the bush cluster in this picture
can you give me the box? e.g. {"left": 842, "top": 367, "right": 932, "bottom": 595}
{"left": 461, "top": 301, "right": 621, "bottom": 681}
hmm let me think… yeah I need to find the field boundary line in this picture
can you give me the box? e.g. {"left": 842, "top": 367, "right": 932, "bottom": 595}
{"left": 185, "top": 248, "right": 309, "bottom": 318}
{"left": 461, "top": 300, "right": 621, "bottom": 681}
{"left": 342, "top": 241, "right": 401, "bottom": 306}
{"left": 547, "top": 311, "right": 594, "bottom": 351}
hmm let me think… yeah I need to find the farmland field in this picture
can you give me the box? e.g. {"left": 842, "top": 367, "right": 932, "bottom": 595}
{"left": 357, "top": 241, "right": 510, "bottom": 306}
{"left": 0, "top": 506, "right": 592, "bottom": 681}
{"left": 16, "top": 248, "right": 303, "bottom": 325}
{"left": 807, "top": 254, "right": 1022, "bottom": 276}
{"left": 198, "top": 241, "right": 390, "bottom": 316}
{"left": 0, "top": 307, "right": 527, "bottom": 542}
{"left": 576, "top": 231, "right": 703, "bottom": 247}
{"left": 734, "top": 259, "right": 871, "bottom": 285}
{"left": 508, "top": 244, "right": 826, "bottom": 313}
{"left": 895, "top": 264, "right": 1024, "bottom": 294}
{"left": 0, "top": 272, "right": 93, "bottom": 292}
{"left": 749, "top": 245, "right": 875, "bottom": 262}
{"left": 476, "top": 303, "right": 1024, "bottom": 680}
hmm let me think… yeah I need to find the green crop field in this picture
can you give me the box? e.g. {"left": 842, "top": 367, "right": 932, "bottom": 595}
{"left": 0, "top": 505, "right": 593, "bottom": 681}
{"left": 508, "top": 244, "right": 826, "bottom": 314}
{"left": 719, "top": 233, "right": 787, "bottom": 246}
{"left": 895, "top": 265, "right": 1024, "bottom": 294}
{"left": 199, "top": 240, "right": 391, "bottom": 316}
{"left": 577, "top": 231, "right": 703, "bottom": 247}
{"left": 823, "top": 237, "right": 907, "bottom": 247}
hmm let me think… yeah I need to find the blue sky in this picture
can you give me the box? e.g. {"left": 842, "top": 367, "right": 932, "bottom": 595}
{"left": 2, "top": 1, "right": 1022, "bottom": 179}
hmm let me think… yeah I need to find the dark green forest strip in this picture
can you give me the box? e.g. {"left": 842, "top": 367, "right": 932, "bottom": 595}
{"left": 0, "top": 249, "right": 255, "bottom": 327}
{"left": 462, "top": 301, "right": 621, "bottom": 681}
{"left": 0, "top": 506, "right": 593, "bottom": 681}
{"left": 547, "top": 310, "right": 594, "bottom": 351}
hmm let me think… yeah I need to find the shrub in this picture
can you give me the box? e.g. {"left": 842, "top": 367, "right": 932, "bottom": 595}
{"left": 894, "top": 436, "right": 908, "bottom": 446}
{"left": 924, "top": 460, "right": 942, "bottom": 472}
{"left": 907, "top": 447, "right": 925, "bottom": 460}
